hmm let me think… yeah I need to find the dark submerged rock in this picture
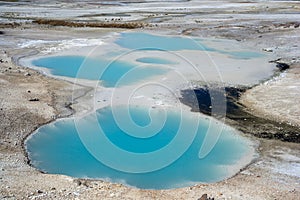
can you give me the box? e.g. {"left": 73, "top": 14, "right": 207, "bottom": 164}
{"left": 180, "top": 86, "right": 300, "bottom": 143}
{"left": 180, "top": 86, "right": 246, "bottom": 118}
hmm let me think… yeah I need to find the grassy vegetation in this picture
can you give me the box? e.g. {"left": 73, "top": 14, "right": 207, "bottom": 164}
{"left": 33, "top": 19, "right": 145, "bottom": 29}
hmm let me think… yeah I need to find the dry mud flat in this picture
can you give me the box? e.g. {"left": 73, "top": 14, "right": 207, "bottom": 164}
{"left": 0, "top": 0, "right": 300, "bottom": 199}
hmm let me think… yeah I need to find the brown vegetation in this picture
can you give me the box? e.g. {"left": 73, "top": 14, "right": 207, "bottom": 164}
{"left": 33, "top": 19, "right": 145, "bottom": 29}
{"left": 0, "top": 22, "right": 20, "bottom": 29}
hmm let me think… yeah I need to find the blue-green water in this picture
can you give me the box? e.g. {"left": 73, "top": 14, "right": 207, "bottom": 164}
{"left": 116, "top": 32, "right": 265, "bottom": 59}
{"left": 115, "top": 32, "right": 214, "bottom": 51}
{"left": 26, "top": 106, "right": 252, "bottom": 189}
{"left": 31, "top": 33, "right": 265, "bottom": 86}
{"left": 136, "top": 57, "right": 177, "bottom": 65}
{"left": 32, "top": 56, "right": 168, "bottom": 87}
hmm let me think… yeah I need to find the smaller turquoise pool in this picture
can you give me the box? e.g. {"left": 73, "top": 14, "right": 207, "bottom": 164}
{"left": 32, "top": 56, "right": 168, "bottom": 87}
{"left": 26, "top": 106, "right": 254, "bottom": 189}
{"left": 30, "top": 32, "right": 267, "bottom": 87}
{"left": 115, "top": 32, "right": 265, "bottom": 59}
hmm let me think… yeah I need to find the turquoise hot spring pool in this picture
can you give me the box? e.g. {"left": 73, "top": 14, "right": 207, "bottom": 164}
{"left": 26, "top": 106, "right": 253, "bottom": 189}
{"left": 25, "top": 32, "right": 259, "bottom": 189}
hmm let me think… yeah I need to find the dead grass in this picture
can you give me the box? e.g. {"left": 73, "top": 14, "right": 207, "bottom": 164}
{"left": 0, "top": 22, "right": 20, "bottom": 28}
{"left": 33, "top": 19, "right": 145, "bottom": 29}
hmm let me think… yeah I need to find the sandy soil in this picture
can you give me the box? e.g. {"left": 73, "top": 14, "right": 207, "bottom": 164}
{"left": 0, "top": 0, "right": 299, "bottom": 199}
{"left": 241, "top": 66, "right": 300, "bottom": 127}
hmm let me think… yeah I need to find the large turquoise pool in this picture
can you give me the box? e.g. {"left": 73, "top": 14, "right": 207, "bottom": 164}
{"left": 26, "top": 106, "right": 253, "bottom": 189}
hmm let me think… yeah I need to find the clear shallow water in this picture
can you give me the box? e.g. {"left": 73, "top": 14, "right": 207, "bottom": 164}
{"left": 116, "top": 32, "right": 265, "bottom": 59}
{"left": 30, "top": 32, "right": 266, "bottom": 86}
{"left": 32, "top": 56, "right": 168, "bottom": 87}
{"left": 26, "top": 106, "right": 253, "bottom": 189}
{"left": 136, "top": 57, "right": 177, "bottom": 65}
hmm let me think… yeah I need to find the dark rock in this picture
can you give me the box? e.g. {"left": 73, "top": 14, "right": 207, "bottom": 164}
{"left": 0, "top": 31, "right": 4, "bottom": 35}
{"left": 198, "top": 194, "right": 208, "bottom": 200}
{"left": 269, "top": 58, "right": 281, "bottom": 63}
{"left": 29, "top": 98, "right": 39, "bottom": 102}
{"left": 198, "top": 194, "right": 214, "bottom": 200}
{"left": 262, "top": 48, "right": 273, "bottom": 52}
{"left": 74, "top": 179, "right": 88, "bottom": 187}
{"left": 276, "top": 62, "right": 289, "bottom": 71}
{"left": 37, "top": 190, "right": 43, "bottom": 194}
{"left": 75, "top": 179, "right": 82, "bottom": 186}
